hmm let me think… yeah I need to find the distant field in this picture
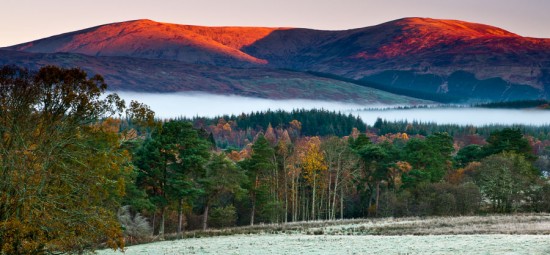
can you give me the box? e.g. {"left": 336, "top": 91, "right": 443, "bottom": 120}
{"left": 99, "top": 214, "right": 550, "bottom": 255}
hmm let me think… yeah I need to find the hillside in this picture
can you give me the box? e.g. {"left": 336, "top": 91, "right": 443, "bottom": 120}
{"left": 4, "top": 17, "right": 550, "bottom": 101}
{"left": 0, "top": 50, "right": 424, "bottom": 104}
{"left": 7, "top": 19, "right": 282, "bottom": 66}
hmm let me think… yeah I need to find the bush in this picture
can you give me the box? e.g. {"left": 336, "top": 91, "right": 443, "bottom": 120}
{"left": 455, "top": 182, "right": 482, "bottom": 215}
{"left": 378, "top": 182, "right": 482, "bottom": 217}
{"left": 117, "top": 206, "right": 152, "bottom": 244}
{"left": 378, "top": 191, "right": 398, "bottom": 217}
{"left": 209, "top": 206, "right": 238, "bottom": 228}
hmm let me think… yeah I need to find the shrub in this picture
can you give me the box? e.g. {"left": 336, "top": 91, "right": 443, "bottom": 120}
{"left": 209, "top": 205, "right": 238, "bottom": 228}
{"left": 117, "top": 206, "right": 152, "bottom": 244}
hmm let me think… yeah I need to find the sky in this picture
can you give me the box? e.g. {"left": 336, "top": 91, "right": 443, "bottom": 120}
{"left": 1, "top": 0, "right": 549, "bottom": 47}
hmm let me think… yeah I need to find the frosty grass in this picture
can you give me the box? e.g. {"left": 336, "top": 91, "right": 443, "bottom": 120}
{"left": 97, "top": 234, "right": 550, "bottom": 255}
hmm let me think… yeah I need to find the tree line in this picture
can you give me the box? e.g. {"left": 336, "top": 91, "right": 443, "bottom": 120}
{"left": 124, "top": 117, "right": 550, "bottom": 241}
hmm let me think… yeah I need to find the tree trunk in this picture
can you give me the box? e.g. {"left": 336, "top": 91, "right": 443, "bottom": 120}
{"left": 332, "top": 172, "right": 340, "bottom": 220}
{"left": 375, "top": 181, "right": 380, "bottom": 217}
{"left": 177, "top": 199, "right": 184, "bottom": 235}
{"left": 274, "top": 155, "right": 280, "bottom": 223}
{"left": 284, "top": 158, "right": 288, "bottom": 223}
{"left": 340, "top": 186, "right": 344, "bottom": 219}
{"left": 202, "top": 202, "right": 209, "bottom": 230}
{"left": 312, "top": 173, "right": 316, "bottom": 220}
{"left": 367, "top": 183, "right": 374, "bottom": 217}
{"left": 250, "top": 201, "right": 256, "bottom": 226}
{"left": 333, "top": 152, "right": 343, "bottom": 220}
{"left": 294, "top": 173, "right": 299, "bottom": 222}
{"left": 152, "top": 211, "right": 156, "bottom": 235}
{"left": 159, "top": 206, "right": 166, "bottom": 240}
{"left": 327, "top": 171, "right": 332, "bottom": 220}
{"left": 291, "top": 173, "right": 295, "bottom": 222}
{"left": 160, "top": 152, "right": 167, "bottom": 240}
{"left": 250, "top": 174, "right": 259, "bottom": 226}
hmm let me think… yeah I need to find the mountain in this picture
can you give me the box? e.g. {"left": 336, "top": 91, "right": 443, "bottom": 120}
{"left": 7, "top": 19, "right": 281, "bottom": 66}
{"left": 4, "top": 17, "right": 550, "bottom": 102}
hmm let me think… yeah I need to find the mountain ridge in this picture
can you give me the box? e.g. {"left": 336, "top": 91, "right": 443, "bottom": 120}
{"left": 3, "top": 17, "right": 550, "bottom": 102}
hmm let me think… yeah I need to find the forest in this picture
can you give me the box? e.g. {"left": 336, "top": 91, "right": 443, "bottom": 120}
{"left": 2, "top": 66, "right": 550, "bottom": 254}
{"left": 123, "top": 108, "right": 550, "bottom": 243}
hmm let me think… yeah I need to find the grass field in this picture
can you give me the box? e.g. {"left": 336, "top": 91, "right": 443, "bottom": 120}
{"left": 98, "top": 214, "right": 550, "bottom": 255}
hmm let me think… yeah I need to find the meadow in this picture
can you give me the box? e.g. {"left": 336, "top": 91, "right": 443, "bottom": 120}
{"left": 98, "top": 214, "right": 550, "bottom": 255}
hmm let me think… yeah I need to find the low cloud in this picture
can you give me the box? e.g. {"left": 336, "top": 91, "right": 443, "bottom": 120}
{"left": 113, "top": 92, "right": 550, "bottom": 126}
{"left": 113, "top": 91, "right": 373, "bottom": 118}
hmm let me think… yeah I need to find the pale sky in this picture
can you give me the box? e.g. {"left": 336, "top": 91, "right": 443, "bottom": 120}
{"left": 1, "top": 0, "right": 549, "bottom": 47}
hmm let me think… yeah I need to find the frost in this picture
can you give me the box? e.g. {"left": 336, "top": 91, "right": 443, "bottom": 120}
{"left": 98, "top": 234, "right": 550, "bottom": 255}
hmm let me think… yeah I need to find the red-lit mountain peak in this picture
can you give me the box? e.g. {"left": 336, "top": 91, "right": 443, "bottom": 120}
{"left": 351, "top": 17, "right": 529, "bottom": 60}
{"left": 395, "top": 17, "right": 519, "bottom": 38}
{"left": 9, "top": 19, "right": 287, "bottom": 65}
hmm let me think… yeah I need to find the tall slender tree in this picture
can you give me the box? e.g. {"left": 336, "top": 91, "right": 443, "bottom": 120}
{"left": 201, "top": 153, "right": 245, "bottom": 230}
{"left": 239, "top": 134, "right": 275, "bottom": 225}
{"left": 134, "top": 121, "right": 210, "bottom": 238}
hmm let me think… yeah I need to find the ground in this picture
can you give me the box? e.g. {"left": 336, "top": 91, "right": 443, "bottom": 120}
{"left": 98, "top": 214, "right": 550, "bottom": 255}
{"left": 98, "top": 234, "right": 550, "bottom": 255}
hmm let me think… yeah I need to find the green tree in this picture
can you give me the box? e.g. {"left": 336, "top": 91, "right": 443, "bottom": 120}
{"left": 201, "top": 153, "right": 245, "bottom": 230}
{"left": 455, "top": 144, "right": 484, "bottom": 167}
{"left": 134, "top": 121, "right": 210, "bottom": 238}
{"left": 239, "top": 134, "right": 275, "bottom": 225}
{"left": 356, "top": 143, "right": 388, "bottom": 216}
{"left": 483, "top": 128, "right": 535, "bottom": 160}
{"left": 403, "top": 133, "right": 453, "bottom": 183}
{"left": 474, "top": 152, "right": 540, "bottom": 212}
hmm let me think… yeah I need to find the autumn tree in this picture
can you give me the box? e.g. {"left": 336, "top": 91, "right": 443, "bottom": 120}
{"left": 275, "top": 131, "right": 293, "bottom": 222}
{"left": 299, "top": 136, "right": 327, "bottom": 220}
{"left": 322, "top": 136, "right": 360, "bottom": 220}
{"left": 0, "top": 65, "right": 130, "bottom": 253}
{"left": 264, "top": 123, "right": 277, "bottom": 146}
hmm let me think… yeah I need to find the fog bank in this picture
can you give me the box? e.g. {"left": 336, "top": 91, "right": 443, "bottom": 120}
{"left": 114, "top": 92, "right": 550, "bottom": 126}
{"left": 114, "top": 91, "right": 371, "bottom": 118}
{"left": 355, "top": 108, "right": 550, "bottom": 126}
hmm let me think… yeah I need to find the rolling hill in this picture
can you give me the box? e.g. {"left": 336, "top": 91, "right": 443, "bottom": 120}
{"left": 3, "top": 17, "right": 550, "bottom": 102}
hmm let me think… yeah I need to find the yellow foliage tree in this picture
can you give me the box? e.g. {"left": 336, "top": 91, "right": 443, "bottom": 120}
{"left": 298, "top": 137, "right": 327, "bottom": 220}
